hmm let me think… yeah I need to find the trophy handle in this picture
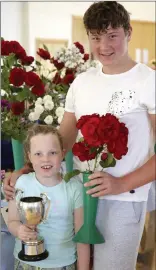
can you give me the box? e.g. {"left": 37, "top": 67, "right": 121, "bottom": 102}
{"left": 40, "top": 193, "right": 51, "bottom": 223}
{"left": 15, "top": 188, "right": 24, "bottom": 210}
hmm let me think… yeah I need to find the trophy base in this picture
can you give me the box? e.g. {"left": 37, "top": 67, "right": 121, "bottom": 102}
{"left": 18, "top": 249, "right": 49, "bottom": 261}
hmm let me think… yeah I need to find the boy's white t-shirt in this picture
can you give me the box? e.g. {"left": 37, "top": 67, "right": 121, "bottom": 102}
{"left": 65, "top": 63, "right": 155, "bottom": 202}
{"left": 14, "top": 172, "right": 83, "bottom": 268}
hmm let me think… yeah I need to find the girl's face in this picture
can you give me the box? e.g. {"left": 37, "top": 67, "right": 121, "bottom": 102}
{"left": 28, "top": 133, "right": 64, "bottom": 179}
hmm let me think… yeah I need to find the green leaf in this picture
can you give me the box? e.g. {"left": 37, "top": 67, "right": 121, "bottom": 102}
{"left": 99, "top": 153, "right": 115, "bottom": 168}
{"left": 64, "top": 170, "right": 81, "bottom": 182}
{"left": 35, "top": 61, "right": 42, "bottom": 66}
{"left": 78, "top": 137, "right": 84, "bottom": 142}
{"left": 89, "top": 147, "right": 97, "bottom": 154}
{"left": 43, "top": 44, "right": 49, "bottom": 51}
{"left": 6, "top": 53, "right": 16, "bottom": 68}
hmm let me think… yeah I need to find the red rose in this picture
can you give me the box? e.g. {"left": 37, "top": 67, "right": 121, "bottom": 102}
{"left": 1, "top": 40, "right": 10, "bottom": 56}
{"left": 21, "top": 56, "right": 34, "bottom": 65}
{"left": 72, "top": 142, "right": 96, "bottom": 162}
{"left": 97, "top": 113, "right": 120, "bottom": 144}
{"left": 101, "top": 153, "right": 108, "bottom": 161}
{"left": 81, "top": 114, "right": 102, "bottom": 147}
{"left": 9, "top": 68, "right": 25, "bottom": 87}
{"left": 66, "top": 68, "right": 74, "bottom": 75}
{"left": 9, "top": 41, "right": 26, "bottom": 59}
{"left": 83, "top": 53, "right": 89, "bottom": 61}
{"left": 31, "top": 82, "right": 45, "bottom": 96}
{"left": 76, "top": 115, "right": 93, "bottom": 129}
{"left": 107, "top": 122, "right": 128, "bottom": 160}
{"left": 11, "top": 101, "right": 25, "bottom": 115}
{"left": 52, "top": 73, "right": 62, "bottom": 84}
{"left": 62, "top": 74, "right": 75, "bottom": 85}
{"left": 25, "top": 71, "right": 41, "bottom": 87}
{"left": 74, "top": 42, "right": 84, "bottom": 54}
{"left": 37, "top": 48, "right": 50, "bottom": 60}
{"left": 51, "top": 58, "right": 64, "bottom": 70}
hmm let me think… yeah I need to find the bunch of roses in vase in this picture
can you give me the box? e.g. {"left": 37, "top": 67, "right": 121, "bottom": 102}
{"left": 64, "top": 113, "right": 129, "bottom": 244}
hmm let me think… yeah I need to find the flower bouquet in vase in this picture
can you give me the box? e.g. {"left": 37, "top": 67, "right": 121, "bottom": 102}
{"left": 64, "top": 113, "right": 129, "bottom": 244}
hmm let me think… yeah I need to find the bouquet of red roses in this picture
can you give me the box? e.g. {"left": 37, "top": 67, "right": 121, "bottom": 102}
{"left": 65, "top": 113, "right": 129, "bottom": 244}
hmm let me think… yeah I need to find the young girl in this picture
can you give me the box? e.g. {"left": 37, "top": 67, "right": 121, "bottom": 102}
{"left": 8, "top": 124, "right": 90, "bottom": 270}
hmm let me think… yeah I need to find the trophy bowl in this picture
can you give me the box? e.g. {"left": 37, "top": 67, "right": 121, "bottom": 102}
{"left": 16, "top": 190, "right": 50, "bottom": 262}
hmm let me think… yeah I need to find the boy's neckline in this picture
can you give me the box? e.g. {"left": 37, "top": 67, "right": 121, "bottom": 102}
{"left": 99, "top": 62, "right": 141, "bottom": 77}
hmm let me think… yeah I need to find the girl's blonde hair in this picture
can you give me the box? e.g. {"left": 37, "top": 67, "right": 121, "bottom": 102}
{"left": 24, "top": 124, "right": 63, "bottom": 166}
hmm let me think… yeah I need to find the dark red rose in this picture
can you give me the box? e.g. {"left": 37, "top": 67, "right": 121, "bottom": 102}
{"left": 97, "top": 113, "right": 120, "bottom": 144}
{"left": 25, "top": 71, "right": 41, "bottom": 87}
{"left": 11, "top": 101, "right": 25, "bottom": 115}
{"left": 21, "top": 56, "right": 34, "bottom": 65}
{"left": 83, "top": 53, "right": 89, "bottom": 61}
{"left": 74, "top": 42, "right": 84, "bottom": 54}
{"left": 31, "top": 82, "right": 45, "bottom": 96}
{"left": 62, "top": 74, "right": 75, "bottom": 85}
{"left": 107, "top": 122, "right": 128, "bottom": 160}
{"left": 1, "top": 40, "right": 10, "bottom": 56}
{"left": 81, "top": 114, "right": 102, "bottom": 147}
{"left": 66, "top": 68, "right": 74, "bottom": 75}
{"left": 9, "top": 41, "right": 26, "bottom": 59}
{"left": 76, "top": 115, "right": 93, "bottom": 130}
{"left": 37, "top": 48, "right": 50, "bottom": 60}
{"left": 51, "top": 58, "right": 64, "bottom": 70}
{"left": 101, "top": 153, "right": 108, "bottom": 161}
{"left": 72, "top": 142, "right": 96, "bottom": 162}
{"left": 52, "top": 73, "right": 62, "bottom": 84}
{"left": 9, "top": 68, "right": 25, "bottom": 87}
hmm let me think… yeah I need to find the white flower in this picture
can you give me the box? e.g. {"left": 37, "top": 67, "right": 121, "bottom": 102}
{"left": 58, "top": 115, "right": 63, "bottom": 124}
{"left": 28, "top": 112, "right": 40, "bottom": 121}
{"left": 44, "top": 100, "right": 54, "bottom": 110}
{"left": 35, "top": 104, "right": 44, "bottom": 115}
{"left": 55, "top": 107, "right": 65, "bottom": 117}
{"left": 44, "top": 115, "right": 53, "bottom": 125}
{"left": 1, "top": 89, "right": 8, "bottom": 96}
{"left": 43, "top": 95, "right": 52, "bottom": 103}
{"left": 35, "top": 97, "right": 43, "bottom": 106}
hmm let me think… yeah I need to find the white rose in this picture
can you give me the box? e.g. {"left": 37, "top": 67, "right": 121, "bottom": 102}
{"left": 58, "top": 115, "right": 63, "bottom": 124}
{"left": 35, "top": 104, "right": 44, "bottom": 115}
{"left": 43, "top": 95, "right": 52, "bottom": 103}
{"left": 28, "top": 112, "right": 40, "bottom": 121}
{"left": 1, "top": 89, "right": 8, "bottom": 96}
{"left": 35, "top": 97, "right": 43, "bottom": 105}
{"left": 44, "top": 115, "right": 53, "bottom": 125}
{"left": 55, "top": 107, "right": 65, "bottom": 117}
{"left": 44, "top": 100, "right": 54, "bottom": 111}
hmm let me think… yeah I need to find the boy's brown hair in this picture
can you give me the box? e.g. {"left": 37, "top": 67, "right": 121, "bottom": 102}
{"left": 24, "top": 124, "right": 63, "bottom": 165}
{"left": 83, "top": 1, "right": 131, "bottom": 34}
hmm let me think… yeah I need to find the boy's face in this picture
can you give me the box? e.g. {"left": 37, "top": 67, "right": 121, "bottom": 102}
{"left": 28, "top": 133, "right": 64, "bottom": 179}
{"left": 88, "top": 26, "right": 132, "bottom": 67}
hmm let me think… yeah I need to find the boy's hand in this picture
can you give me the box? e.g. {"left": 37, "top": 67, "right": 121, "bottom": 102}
{"left": 17, "top": 224, "right": 38, "bottom": 242}
{"left": 3, "top": 170, "right": 22, "bottom": 200}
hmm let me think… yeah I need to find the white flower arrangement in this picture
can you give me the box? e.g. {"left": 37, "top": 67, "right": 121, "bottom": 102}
{"left": 28, "top": 95, "right": 65, "bottom": 127}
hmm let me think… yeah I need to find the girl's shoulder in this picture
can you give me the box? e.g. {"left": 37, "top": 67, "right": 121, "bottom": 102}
{"left": 65, "top": 175, "right": 83, "bottom": 194}
{"left": 15, "top": 172, "right": 35, "bottom": 189}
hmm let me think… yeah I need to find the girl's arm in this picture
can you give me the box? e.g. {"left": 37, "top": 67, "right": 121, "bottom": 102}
{"left": 74, "top": 207, "right": 90, "bottom": 270}
{"left": 8, "top": 199, "right": 22, "bottom": 237}
{"left": 8, "top": 199, "right": 37, "bottom": 241}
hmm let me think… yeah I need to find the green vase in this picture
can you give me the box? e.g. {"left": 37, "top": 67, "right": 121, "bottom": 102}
{"left": 73, "top": 171, "right": 105, "bottom": 244}
{"left": 65, "top": 150, "right": 73, "bottom": 173}
{"left": 11, "top": 139, "right": 24, "bottom": 171}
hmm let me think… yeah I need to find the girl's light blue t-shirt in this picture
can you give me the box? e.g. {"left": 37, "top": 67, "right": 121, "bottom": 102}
{"left": 14, "top": 172, "right": 83, "bottom": 268}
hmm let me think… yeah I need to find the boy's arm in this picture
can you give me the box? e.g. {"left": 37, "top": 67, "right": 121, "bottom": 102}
{"left": 74, "top": 207, "right": 90, "bottom": 270}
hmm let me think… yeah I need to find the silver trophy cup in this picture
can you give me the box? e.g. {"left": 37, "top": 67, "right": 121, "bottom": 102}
{"left": 15, "top": 189, "right": 50, "bottom": 261}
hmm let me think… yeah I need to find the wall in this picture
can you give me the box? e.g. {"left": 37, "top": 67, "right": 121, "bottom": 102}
{"left": 2, "top": 1, "right": 155, "bottom": 57}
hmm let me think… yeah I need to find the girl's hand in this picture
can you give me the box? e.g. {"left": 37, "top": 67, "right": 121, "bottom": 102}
{"left": 17, "top": 224, "right": 38, "bottom": 242}
{"left": 84, "top": 171, "right": 124, "bottom": 197}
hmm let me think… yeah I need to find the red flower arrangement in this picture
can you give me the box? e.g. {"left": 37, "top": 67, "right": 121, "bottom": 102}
{"left": 66, "top": 113, "right": 128, "bottom": 179}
